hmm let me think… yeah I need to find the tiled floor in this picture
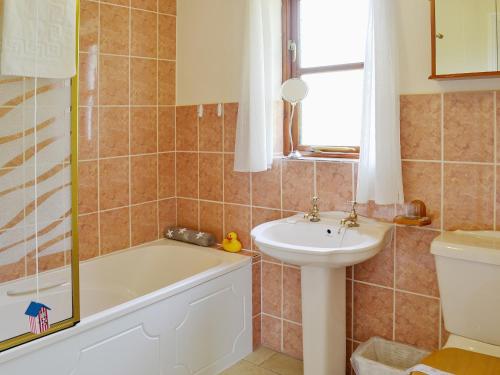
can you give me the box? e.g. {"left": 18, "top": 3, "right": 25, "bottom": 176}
{"left": 222, "top": 347, "right": 303, "bottom": 375}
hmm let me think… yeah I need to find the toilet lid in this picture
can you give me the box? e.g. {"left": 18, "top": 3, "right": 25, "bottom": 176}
{"left": 411, "top": 348, "right": 500, "bottom": 375}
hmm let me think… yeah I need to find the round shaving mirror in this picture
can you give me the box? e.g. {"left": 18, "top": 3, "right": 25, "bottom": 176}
{"left": 281, "top": 78, "right": 309, "bottom": 104}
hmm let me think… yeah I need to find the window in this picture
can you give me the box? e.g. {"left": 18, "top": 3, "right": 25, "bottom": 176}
{"left": 283, "top": 0, "right": 369, "bottom": 157}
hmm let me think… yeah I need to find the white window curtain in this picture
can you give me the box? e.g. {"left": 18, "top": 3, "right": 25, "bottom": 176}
{"left": 356, "top": 0, "right": 404, "bottom": 205}
{"left": 234, "top": 0, "right": 282, "bottom": 172}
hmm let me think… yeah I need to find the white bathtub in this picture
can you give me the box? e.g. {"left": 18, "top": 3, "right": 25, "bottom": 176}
{"left": 0, "top": 239, "right": 252, "bottom": 374}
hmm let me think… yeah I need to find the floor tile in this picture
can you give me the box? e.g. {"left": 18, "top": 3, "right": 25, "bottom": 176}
{"left": 260, "top": 353, "right": 304, "bottom": 375}
{"left": 221, "top": 360, "right": 276, "bottom": 375}
{"left": 245, "top": 346, "right": 277, "bottom": 366}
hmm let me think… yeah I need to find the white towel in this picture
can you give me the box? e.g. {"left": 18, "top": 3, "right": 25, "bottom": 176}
{"left": 1, "top": 0, "right": 76, "bottom": 79}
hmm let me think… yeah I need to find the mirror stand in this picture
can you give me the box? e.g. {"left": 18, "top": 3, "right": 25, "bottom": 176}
{"left": 287, "top": 102, "right": 302, "bottom": 159}
{"left": 281, "top": 78, "right": 309, "bottom": 159}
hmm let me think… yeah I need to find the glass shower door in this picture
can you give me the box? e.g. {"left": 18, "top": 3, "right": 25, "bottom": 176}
{"left": 0, "top": 1, "right": 80, "bottom": 351}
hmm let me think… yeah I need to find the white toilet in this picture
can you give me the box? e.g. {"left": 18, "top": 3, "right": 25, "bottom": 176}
{"left": 428, "top": 230, "right": 500, "bottom": 370}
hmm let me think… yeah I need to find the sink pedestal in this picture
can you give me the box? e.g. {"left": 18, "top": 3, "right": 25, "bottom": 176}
{"left": 301, "top": 266, "right": 346, "bottom": 375}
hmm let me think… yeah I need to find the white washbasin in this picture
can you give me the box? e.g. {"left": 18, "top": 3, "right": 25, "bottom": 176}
{"left": 251, "top": 211, "right": 394, "bottom": 375}
{"left": 251, "top": 211, "right": 393, "bottom": 268}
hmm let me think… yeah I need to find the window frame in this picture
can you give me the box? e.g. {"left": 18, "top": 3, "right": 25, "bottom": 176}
{"left": 282, "top": 0, "right": 363, "bottom": 159}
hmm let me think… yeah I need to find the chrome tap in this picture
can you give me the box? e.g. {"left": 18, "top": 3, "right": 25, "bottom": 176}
{"left": 340, "top": 201, "right": 359, "bottom": 228}
{"left": 304, "top": 196, "right": 321, "bottom": 222}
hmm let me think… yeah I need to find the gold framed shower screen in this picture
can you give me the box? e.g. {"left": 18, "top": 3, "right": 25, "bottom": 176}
{"left": 0, "top": 0, "right": 80, "bottom": 352}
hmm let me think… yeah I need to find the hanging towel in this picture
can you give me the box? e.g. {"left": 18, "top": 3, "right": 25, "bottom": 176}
{"left": 1, "top": 0, "right": 76, "bottom": 79}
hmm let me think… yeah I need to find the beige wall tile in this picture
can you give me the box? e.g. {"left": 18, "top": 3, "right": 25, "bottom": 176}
{"left": 131, "top": 202, "right": 158, "bottom": 245}
{"left": 199, "top": 104, "right": 223, "bottom": 152}
{"left": 396, "top": 226, "right": 440, "bottom": 297}
{"left": 353, "top": 282, "right": 393, "bottom": 342}
{"left": 177, "top": 198, "right": 198, "bottom": 229}
{"left": 176, "top": 106, "right": 198, "bottom": 151}
{"left": 262, "top": 261, "right": 282, "bottom": 317}
{"left": 78, "top": 213, "right": 99, "bottom": 260}
{"left": 131, "top": 58, "right": 158, "bottom": 105}
{"left": 252, "top": 159, "right": 281, "bottom": 209}
{"left": 400, "top": 94, "right": 441, "bottom": 160}
{"left": 79, "top": 0, "right": 99, "bottom": 54}
{"left": 100, "top": 207, "right": 130, "bottom": 254}
{"left": 224, "top": 203, "right": 251, "bottom": 249}
{"left": 282, "top": 160, "right": 314, "bottom": 212}
{"left": 99, "top": 55, "right": 129, "bottom": 105}
{"left": 99, "top": 157, "right": 129, "bottom": 210}
{"left": 131, "top": 155, "right": 158, "bottom": 204}
{"left": 158, "top": 0, "right": 176, "bottom": 15}
{"left": 199, "top": 153, "right": 223, "bottom": 201}
{"left": 261, "top": 315, "right": 281, "bottom": 353}
{"left": 158, "top": 107, "right": 175, "bottom": 152}
{"left": 131, "top": 107, "right": 157, "bottom": 155}
{"left": 224, "top": 153, "right": 250, "bottom": 205}
{"left": 131, "top": 9, "right": 158, "bottom": 58}
{"left": 443, "top": 163, "right": 494, "bottom": 230}
{"left": 199, "top": 201, "right": 223, "bottom": 243}
{"left": 354, "top": 236, "right": 394, "bottom": 287}
{"left": 99, "top": 107, "right": 130, "bottom": 158}
{"left": 176, "top": 152, "right": 198, "bottom": 198}
{"left": 100, "top": 3, "right": 130, "bottom": 55}
{"left": 283, "top": 266, "right": 301, "bottom": 323}
{"left": 316, "top": 161, "right": 353, "bottom": 212}
{"left": 444, "top": 92, "right": 494, "bottom": 162}
{"left": 158, "top": 153, "right": 175, "bottom": 199}
{"left": 159, "top": 14, "right": 176, "bottom": 60}
{"left": 395, "top": 292, "right": 440, "bottom": 351}
{"left": 78, "top": 106, "right": 98, "bottom": 160}
{"left": 132, "top": 0, "right": 157, "bottom": 11}
{"left": 78, "top": 161, "right": 98, "bottom": 214}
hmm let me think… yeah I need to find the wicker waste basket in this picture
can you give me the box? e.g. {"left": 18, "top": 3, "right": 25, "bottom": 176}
{"left": 351, "top": 337, "right": 430, "bottom": 375}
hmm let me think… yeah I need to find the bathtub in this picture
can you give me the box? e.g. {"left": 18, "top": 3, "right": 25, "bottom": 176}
{"left": 0, "top": 239, "right": 252, "bottom": 374}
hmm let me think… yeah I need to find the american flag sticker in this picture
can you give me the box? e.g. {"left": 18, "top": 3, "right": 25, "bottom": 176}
{"left": 25, "top": 301, "right": 51, "bottom": 334}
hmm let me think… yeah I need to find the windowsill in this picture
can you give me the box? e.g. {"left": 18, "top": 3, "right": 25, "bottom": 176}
{"left": 279, "top": 154, "right": 359, "bottom": 163}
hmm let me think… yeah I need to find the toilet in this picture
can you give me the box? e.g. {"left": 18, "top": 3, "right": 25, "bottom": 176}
{"left": 416, "top": 231, "right": 500, "bottom": 373}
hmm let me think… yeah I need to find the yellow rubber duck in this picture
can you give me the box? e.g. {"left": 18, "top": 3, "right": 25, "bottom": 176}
{"left": 222, "top": 232, "right": 242, "bottom": 253}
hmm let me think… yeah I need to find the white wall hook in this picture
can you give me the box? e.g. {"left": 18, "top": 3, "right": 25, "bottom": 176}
{"left": 197, "top": 104, "right": 204, "bottom": 118}
{"left": 217, "top": 103, "right": 223, "bottom": 117}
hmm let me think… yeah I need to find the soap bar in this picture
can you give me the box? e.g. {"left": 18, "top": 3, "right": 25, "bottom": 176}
{"left": 165, "top": 227, "right": 216, "bottom": 247}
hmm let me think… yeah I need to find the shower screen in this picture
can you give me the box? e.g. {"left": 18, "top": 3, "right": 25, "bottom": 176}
{"left": 0, "top": 0, "right": 80, "bottom": 351}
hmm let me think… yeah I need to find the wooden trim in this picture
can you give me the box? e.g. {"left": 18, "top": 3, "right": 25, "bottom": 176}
{"left": 429, "top": 71, "right": 500, "bottom": 80}
{"left": 282, "top": 0, "right": 292, "bottom": 83}
{"left": 311, "top": 146, "right": 360, "bottom": 153}
{"left": 430, "top": 0, "right": 437, "bottom": 78}
{"left": 290, "top": 0, "right": 299, "bottom": 78}
{"left": 282, "top": 0, "right": 292, "bottom": 156}
{"left": 299, "top": 151, "right": 360, "bottom": 160}
{"left": 299, "top": 63, "right": 364, "bottom": 76}
{"left": 430, "top": 0, "right": 500, "bottom": 80}
{"left": 282, "top": 0, "right": 299, "bottom": 156}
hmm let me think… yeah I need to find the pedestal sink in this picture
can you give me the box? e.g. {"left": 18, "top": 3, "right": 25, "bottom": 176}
{"left": 251, "top": 212, "right": 393, "bottom": 375}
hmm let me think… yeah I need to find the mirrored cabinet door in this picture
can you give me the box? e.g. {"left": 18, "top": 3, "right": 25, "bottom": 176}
{"left": 431, "top": 0, "right": 500, "bottom": 78}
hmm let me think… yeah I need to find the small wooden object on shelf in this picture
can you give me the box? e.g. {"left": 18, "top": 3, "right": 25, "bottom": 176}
{"left": 393, "top": 200, "right": 432, "bottom": 227}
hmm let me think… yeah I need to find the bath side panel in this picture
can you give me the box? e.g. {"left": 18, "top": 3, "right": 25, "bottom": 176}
{"left": 0, "top": 263, "right": 252, "bottom": 375}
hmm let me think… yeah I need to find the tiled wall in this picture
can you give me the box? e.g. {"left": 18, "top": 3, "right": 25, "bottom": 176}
{"left": 174, "top": 91, "right": 500, "bottom": 375}
{"left": 173, "top": 102, "right": 356, "bottom": 357}
{"left": 7, "top": 1, "right": 495, "bottom": 373}
{"left": 77, "top": 0, "right": 177, "bottom": 260}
